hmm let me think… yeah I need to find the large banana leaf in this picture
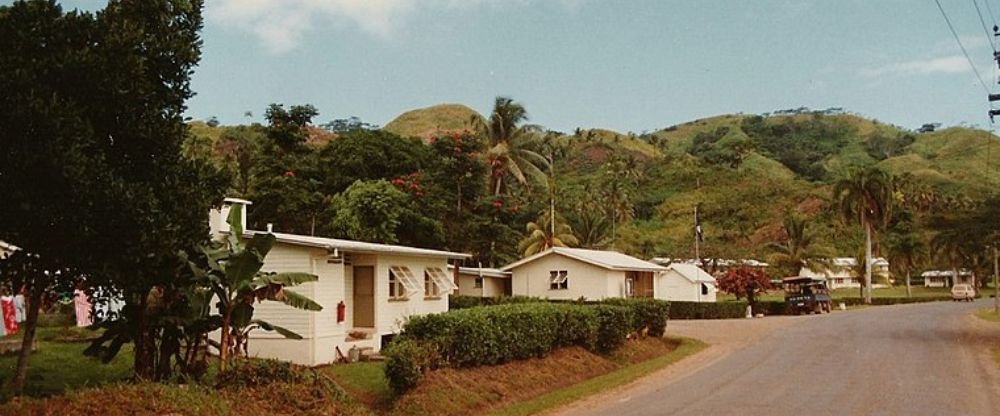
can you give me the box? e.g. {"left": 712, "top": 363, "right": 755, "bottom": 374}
{"left": 257, "top": 272, "right": 318, "bottom": 286}
{"left": 252, "top": 319, "right": 303, "bottom": 340}
{"left": 255, "top": 286, "right": 323, "bottom": 311}
{"left": 223, "top": 236, "right": 271, "bottom": 286}
{"left": 231, "top": 302, "right": 254, "bottom": 329}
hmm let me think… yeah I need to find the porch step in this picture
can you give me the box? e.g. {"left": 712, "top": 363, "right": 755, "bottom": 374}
{"left": 360, "top": 348, "right": 386, "bottom": 362}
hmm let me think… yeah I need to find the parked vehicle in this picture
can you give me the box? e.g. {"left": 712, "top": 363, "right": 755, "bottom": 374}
{"left": 951, "top": 284, "right": 976, "bottom": 302}
{"left": 783, "top": 276, "right": 832, "bottom": 315}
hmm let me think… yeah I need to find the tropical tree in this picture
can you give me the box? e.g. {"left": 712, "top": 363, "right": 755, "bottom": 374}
{"left": 570, "top": 208, "right": 613, "bottom": 249}
{"left": 766, "top": 215, "right": 834, "bottom": 278}
{"left": 833, "top": 167, "right": 893, "bottom": 304}
{"left": 716, "top": 265, "right": 772, "bottom": 310}
{"left": 518, "top": 211, "right": 579, "bottom": 256}
{"left": 186, "top": 208, "right": 322, "bottom": 370}
{"left": 472, "top": 97, "right": 550, "bottom": 195}
{"left": 886, "top": 210, "right": 925, "bottom": 298}
{"left": 599, "top": 154, "right": 641, "bottom": 245}
{"left": 329, "top": 179, "right": 413, "bottom": 244}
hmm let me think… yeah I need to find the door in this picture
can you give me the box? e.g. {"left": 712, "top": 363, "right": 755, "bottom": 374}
{"left": 353, "top": 266, "right": 375, "bottom": 328}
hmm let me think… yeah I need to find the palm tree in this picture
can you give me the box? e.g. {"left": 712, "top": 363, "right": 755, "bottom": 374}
{"left": 518, "top": 210, "right": 579, "bottom": 256}
{"left": 766, "top": 215, "right": 834, "bottom": 278}
{"left": 833, "top": 167, "right": 893, "bottom": 304}
{"left": 472, "top": 97, "right": 550, "bottom": 195}
{"left": 931, "top": 229, "right": 970, "bottom": 289}
{"left": 570, "top": 208, "right": 613, "bottom": 249}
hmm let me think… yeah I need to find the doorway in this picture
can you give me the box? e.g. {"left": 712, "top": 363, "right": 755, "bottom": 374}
{"left": 353, "top": 266, "right": 375, "bottom": 328}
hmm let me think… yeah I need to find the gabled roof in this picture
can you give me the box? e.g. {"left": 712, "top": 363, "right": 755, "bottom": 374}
{"left": 447, "top": 265, "right": 511, "bottom": 279}
{"left": 246, "top": 230, "right": 470, "bottom": 260}
{"left": 665, "top": 263, "right": 717, "bottom": 283}
{"left": 501, "top": 247, "right": 667, "bottom": 272}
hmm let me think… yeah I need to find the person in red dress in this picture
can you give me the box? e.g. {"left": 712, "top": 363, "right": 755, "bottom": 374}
{"left": 1, "top": 287, "right": 18, "bottom": 334}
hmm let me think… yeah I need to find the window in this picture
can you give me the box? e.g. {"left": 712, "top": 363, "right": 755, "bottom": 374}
{"left": 424, "top": 267, "right": 457, "bottom": 298}
{"left": 625, "top": 278, "right": 635, "bottom": 297}
{"left": 549, "top": 270, "right": 568, "bottom": 290}
{"left": 389, "top": 265, "right": 422, "bottom": 299}
{"left": 424, "top": 271, "right": 438, "bottom": 296}
{"left": 701, "top": 282, "right": 709, "bottom": 296}
{"left": 474, "top": 277, "right": 484, "bottom": 289}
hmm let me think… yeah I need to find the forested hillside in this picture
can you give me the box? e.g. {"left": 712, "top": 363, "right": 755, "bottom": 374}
{"left": 183, "top": 101, "right": 1000, "bottom": 277}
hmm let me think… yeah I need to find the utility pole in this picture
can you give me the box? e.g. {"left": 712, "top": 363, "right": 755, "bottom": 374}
{"left": 994, "top": 246, "right": 998, "bottom": 314}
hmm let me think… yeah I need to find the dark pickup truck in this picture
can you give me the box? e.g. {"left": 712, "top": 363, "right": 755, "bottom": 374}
{"left": 783, "top": 276, "right": 832, "bottom": 315}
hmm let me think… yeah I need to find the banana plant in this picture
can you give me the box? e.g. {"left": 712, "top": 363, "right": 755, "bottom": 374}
{"left": 187, "top": 207, "right": 323, "bottom": 370}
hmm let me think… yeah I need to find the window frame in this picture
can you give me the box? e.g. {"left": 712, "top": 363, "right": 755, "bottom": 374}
{"left": 549, "top": 270, "right": 569, "bottom": 290}
{"left": 389, "top": 265, "right": 422, "bottom": 300}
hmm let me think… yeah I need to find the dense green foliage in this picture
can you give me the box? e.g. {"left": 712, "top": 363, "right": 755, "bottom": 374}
{"left": 384, "top": 298, "right": 669, "bottom": 392}
{"left": 669, "top": 301, "right": 749, "bottom": 319}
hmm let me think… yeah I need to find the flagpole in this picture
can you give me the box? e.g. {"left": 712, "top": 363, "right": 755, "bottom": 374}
{"left": 694, "top": 205, "right": 701, "bottom": 262}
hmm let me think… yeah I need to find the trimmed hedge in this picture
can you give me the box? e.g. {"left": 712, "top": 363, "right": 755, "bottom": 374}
{"left": 669, "top": 301, "right": 748, "bottom": 319}
{"left": 385, "top": 298, "right": 670, "bottom": 393}
{"left": 448, "top": 295, "right": 543, "bottom": 310}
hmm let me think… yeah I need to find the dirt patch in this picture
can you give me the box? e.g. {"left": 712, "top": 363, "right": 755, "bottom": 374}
{"left": 389, "top": 338, "right": 679, "bottom": 416}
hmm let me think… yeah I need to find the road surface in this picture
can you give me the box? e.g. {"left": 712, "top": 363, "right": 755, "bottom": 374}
{"left": 554, "top": 299, "right": 1000, "bottom": 416}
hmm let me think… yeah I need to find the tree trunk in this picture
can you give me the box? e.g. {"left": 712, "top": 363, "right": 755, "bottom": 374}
{"left": 905, "top": 270, "right": 912, "bottom": 298}
{"left": 865, "top": 222, "right": 873, "bottom": 305}
{"left": 11, "top": 282, "right": 43, "bottom": 392}
{"left": 133, "top": 293, "right": 156, "bottom": 380}
{"left": 219, "top": 308, "right": 231, "bottom": 371}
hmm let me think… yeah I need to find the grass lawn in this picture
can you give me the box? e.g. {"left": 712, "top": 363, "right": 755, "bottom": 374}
{"left": 974, "top": 308, "right": 1000, "bottom": 323}
{"left": 0, "top": 326, "right": 133, "bottom": 401}
{"left": 321, "top": 361, "right": 392, "bottom": 410}
{"left": 490, "top": 337, "right": 706, "bottom": 416}
{"left": 717, "top": 286, "right": 958, "bottom": 303}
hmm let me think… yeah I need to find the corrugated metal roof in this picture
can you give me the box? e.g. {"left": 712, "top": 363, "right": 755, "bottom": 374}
{"left": 246, "top": 230, "right": 470, "bottom": 259}
{"left": 666, "top": 263, "right": 717, "bottom": 283}
{"left": 501, "top": 247, "right": 667, "bottom": 272}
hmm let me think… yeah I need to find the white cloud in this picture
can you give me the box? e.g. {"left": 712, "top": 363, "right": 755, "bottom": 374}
{"left": 207, "top": 0, "right": 585, "bottom": 54}
{"left": 859, "top": 55, "right": 974, "bottom": 78}
{"left": 207, "top": 0, "right": 417, "bottom": 53}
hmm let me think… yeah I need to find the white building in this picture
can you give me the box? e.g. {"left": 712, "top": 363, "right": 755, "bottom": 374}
{"left": 449, "top": 265, "right": 511, "bottom": 297}
{"left": 799, "top": 257, "right": 890, "bottom": 289}
{"left": 210, "top": 198, "right": 469, "bottom": 366}
{"left": 921, "top": 269, "right": 974, "bottom": 288}
{"left": 657, "top": 263, "right": 717, "bottom": 303}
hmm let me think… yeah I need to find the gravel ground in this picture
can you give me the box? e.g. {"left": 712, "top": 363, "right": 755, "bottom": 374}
{"left": 551, "top": 299, "right": 1000, "bottom": 416}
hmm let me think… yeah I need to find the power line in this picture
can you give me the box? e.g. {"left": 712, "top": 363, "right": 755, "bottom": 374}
{"left": 972, "top": 0, "right": 997, "bottom": 53}
{"left": 973, "top": 0, "right": 998, "bottom": 52}
{"left": 935, "top": 0, "right": 992, "bottom": 94}
{"left": 983, "top": 0, "right": 999, "bottom": 27}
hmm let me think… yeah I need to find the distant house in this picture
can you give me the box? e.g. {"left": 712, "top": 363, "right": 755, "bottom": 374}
{"left": 210, "top": 198, "right": 469, "bottom": 366}
{"left": 650, "top": 257, "right": 769, "bottom": 277}
{"left": 449, "top": 265, "right": 511, "bottom": 297}
{"left": 799, "top": 257, "right": 890, "bottom": 289}
{"left": 921, "top": 269, "right": 973, "bottom": 288}
{"left": 657, "top": 263, "right": 717, "bottom": 303}
{"left": 0, "top": 241, "right": 14, "bottom": 259}
{"left": 502, "top": 247, "right": 668, "bottom": 300}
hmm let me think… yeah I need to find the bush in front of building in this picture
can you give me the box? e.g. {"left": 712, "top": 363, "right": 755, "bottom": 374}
{"left": 447, "top": 294, "right": 543, "bottom": 310}
{"left": 385, "top": 301, "right": 646, "bottom": 393}
{"left": 669, "top": 301, "right": 749, "bottom": 319}
{"left": 599, "top": 298, "right": 671, "bottom": 337}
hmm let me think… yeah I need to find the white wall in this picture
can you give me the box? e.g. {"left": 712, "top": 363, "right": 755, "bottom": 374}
{"left": 246, "top": 243, "right": 328, "bottom": 366}
{"left": 509, "top": 254, "right": 617, "bottom": 300}
{"left": 373, "top": 254, "right": 450, "bottom": 349}
{"left": 656, "top": 270, "right": 715, "bottom": 303}
{"left": 456, "top": 273, "right": 508, "bottom": 297}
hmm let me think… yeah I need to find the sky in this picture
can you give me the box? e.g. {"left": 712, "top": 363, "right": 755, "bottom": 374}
{"left": 34, "top": 0, "right": 1000, "bottom": 133}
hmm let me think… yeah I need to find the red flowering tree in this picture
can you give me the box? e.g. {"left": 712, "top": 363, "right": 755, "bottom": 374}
{"left": 716, "top": 265, "right": 773, "bottom": 307}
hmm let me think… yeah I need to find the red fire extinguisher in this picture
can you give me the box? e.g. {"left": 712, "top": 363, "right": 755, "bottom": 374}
{"left": 336, "top": 301, "right": 346, "bottom": 323}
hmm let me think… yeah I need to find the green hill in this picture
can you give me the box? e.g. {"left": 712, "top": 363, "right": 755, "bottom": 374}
{"left": 380, "top": 104, "right": 1000, "bottom": 260}
{"left": 383, "top": 104, "right": 484, "bottom": 139}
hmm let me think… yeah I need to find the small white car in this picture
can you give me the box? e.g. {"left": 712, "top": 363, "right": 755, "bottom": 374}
{"left": 951, "top": 284, "right": 976, "bottom": 302}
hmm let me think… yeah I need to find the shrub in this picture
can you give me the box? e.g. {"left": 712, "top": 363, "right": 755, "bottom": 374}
{"left": 592, "top": 305, "right": 631, "bottom": 353}
{"left": 215, "top": 358, "right": 306, "bottom": 389}
{"left": 753, "top": 300, "right": 788, "bottom": 316}
{"left": 669, "top": 301, "right": 748, "bottom": 319}
{"left": 838, "top": 296, "right": 954, "bottom": 306}
{"left": 448, "top": 295, "right": 543, "bottom": 310}
{"left": 383, "top": 338, "right": 439, "bottom": 393}
{"left": 387, "top": 300, "right": 664, "bottom": 393}
{"left": 600, "top": 298, "right": 671, "bottom": 337}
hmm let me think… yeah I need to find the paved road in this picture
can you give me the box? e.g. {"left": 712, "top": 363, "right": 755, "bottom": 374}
{"left": 557, "top": 299, "right": 1000, "bottom": 416}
